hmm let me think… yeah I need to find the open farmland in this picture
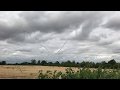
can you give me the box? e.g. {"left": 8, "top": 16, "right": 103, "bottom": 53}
{"left": 0, "top": 65, "right": 79, "bottom": 79}
{"left": 0, "top": 65, "right": 118, "bottom": 79}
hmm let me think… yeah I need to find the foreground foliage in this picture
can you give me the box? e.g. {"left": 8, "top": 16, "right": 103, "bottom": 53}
{"left": 38, "top": 67, "right": 120, "bottom": 79}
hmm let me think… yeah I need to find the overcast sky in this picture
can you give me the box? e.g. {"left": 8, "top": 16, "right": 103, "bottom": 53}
{"left": 0, "top": 11, "right": 120, "bottom": 63}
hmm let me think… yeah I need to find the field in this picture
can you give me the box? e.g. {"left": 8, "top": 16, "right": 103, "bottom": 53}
{"left": 0, "top": 65, "right": 120, "bottom": 79}
{"left": 0, "top": 65, "right": 79, "bottom": 79}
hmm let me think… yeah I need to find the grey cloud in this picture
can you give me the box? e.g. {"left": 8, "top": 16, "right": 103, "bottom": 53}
{"left": 19, "top": 11, "right": 105, "bottom": 34}
{"left": 70, "top": 12, "right": 106, "bottom": 41}
{"left": 6, "top": 34, "right": 25, "bottom": 44}
{"left": 19, "top": 11, "right": 84, "bottom": 33}
{"left": 100, "top": 33, "right": 108, "bottom": 39}
{"left": 0, "top": 20, "right": 24, "bottom": 42}
{"left": 16, "top": 49, "right": 32, "bottom": 52}
{"left": 96, "top": 34, "right": 119, "bottom": 48}
{"left": 98, "top": 41, "right": 113, "bottom": 46}
{"left": 112, "top": 49, "right": 120, "bottom": 53}
{"left": 103, "top": 17, "right": 120, "bottom": 31}
{"left": 6, "top": 31, "right": 55, "bottom": 45}
{"left": 106, "top": 43, "right": 120, "bottom": 54}
{"left": 0, "top": 11, "right": 119, "bottom": 63}
{"left": 88, "top": 35, "right": 101, "bottom": 42}
{"left": 89, "top": 33, "right": 108, "bottom": 42}
{"left": 0, "top": 11, "right": 107, "bottom": 44}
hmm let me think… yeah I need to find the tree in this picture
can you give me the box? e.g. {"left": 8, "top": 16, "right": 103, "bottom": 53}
{"left": 108, "top": 59, "right": 116, "bottom": 65}
{"left": 2, "top": 61, "right": 6, "bottom": 65}
{"left": 80, "top": 61, "right": 86, "bottom": 67}
{"left": 41, "top": 60, "right": 47, "bottom": 65}
{"left": 31, "top": 59, "right": 36, "bottom": 65}
{"left": 54, "top": 61, "right": 60, "bottom": 66}
{"left": 48, "top": 62, "right": 53, "bottom": 66}
{"left": 61, "top": 62, "right": 65, "bottom": 66}
{"left": 72, "top": 60, "right": 76, "bottom": 64}
{"left": 101, "top": 61, "right": 107, "bottom": 68}
{"left": 66, "top": 60, "right": 72, "bottom": 66}
{"left": 21, "top": 62, "right": 28, "bottom": 65}
{"left": 37, "top": 60, "right": 41, "bottom": 65}
{"left": 101, "top": 61, "right": 107, "bottom": 64}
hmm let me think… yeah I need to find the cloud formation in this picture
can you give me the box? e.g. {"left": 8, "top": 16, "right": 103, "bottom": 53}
{"left": 0, "top": 11, "right": 120, "bottom": 63}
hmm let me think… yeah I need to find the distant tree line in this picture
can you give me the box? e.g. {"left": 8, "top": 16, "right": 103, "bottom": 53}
{"left": 1, "top": 59, "right": 120, "bottom": 69}
{"left": 0, "top": 61, "right": 6, "bottom": 65}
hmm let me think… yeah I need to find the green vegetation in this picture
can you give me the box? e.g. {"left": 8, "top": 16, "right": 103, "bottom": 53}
{"left": 3, "top": 59, "right": 120, "bottom": 69}
{"left": 38, "top": 67, "right": 120, "bottom": 79}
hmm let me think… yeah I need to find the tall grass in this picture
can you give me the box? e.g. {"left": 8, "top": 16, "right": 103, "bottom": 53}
{"left": 38, "top": 67, "right": 120, "bottom": 79}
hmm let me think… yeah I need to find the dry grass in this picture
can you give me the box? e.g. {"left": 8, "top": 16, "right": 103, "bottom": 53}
{"left": 0, "top": 65, "right": 79, "bottom": 79}
{"left": 0, "top": 65, "right": 113, "bottom": 79}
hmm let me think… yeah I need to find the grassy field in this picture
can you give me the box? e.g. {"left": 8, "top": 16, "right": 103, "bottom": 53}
{"left": 0, "top": 65, "right": 79, "bottom": 79}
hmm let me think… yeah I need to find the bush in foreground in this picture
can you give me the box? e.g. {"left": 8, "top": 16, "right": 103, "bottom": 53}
{"left": 38, "top": 67, "right": 120, "bottom": 79}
